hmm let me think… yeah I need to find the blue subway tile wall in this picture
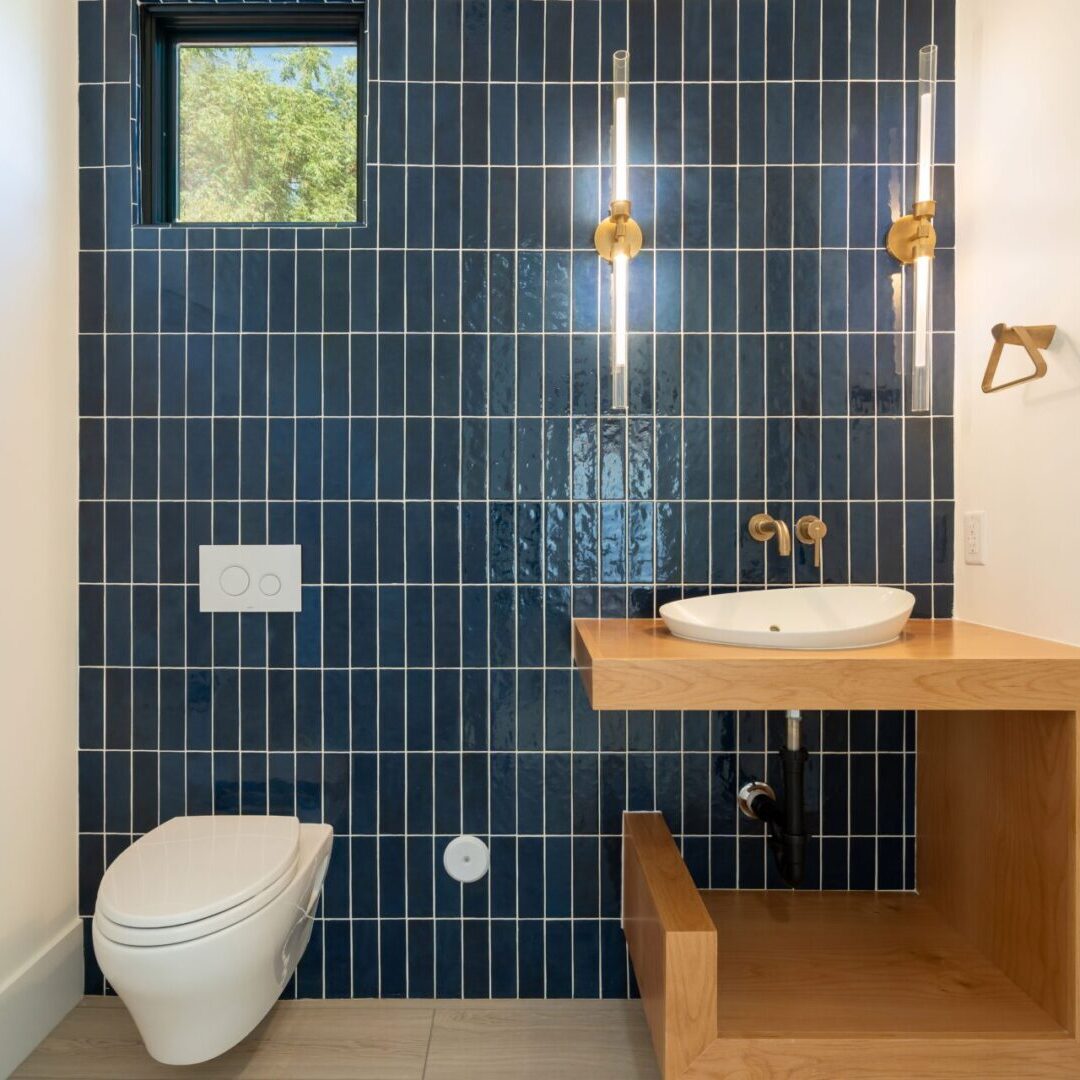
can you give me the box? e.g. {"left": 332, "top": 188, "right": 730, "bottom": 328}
{"left": 78, "top": 0, "right": 954, "bottom": 997}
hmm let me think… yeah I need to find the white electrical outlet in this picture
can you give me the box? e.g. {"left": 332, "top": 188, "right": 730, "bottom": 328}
{"left": 199, "top": 545, "right": 302, "bottom": 612}
{"left": 963, "top": 512, "right": 987, "bottom": 566}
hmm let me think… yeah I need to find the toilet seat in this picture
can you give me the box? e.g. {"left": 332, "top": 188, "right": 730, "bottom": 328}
{"left": 95, "top": 850, "right": 300, "bottom": 946}
{"left": 95, "top": 815, "right": 302, "bottom": 946}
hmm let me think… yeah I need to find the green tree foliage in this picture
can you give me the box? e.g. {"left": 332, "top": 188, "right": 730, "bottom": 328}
{"left": 178, "top": 45, "right": 358, "bottom": 222}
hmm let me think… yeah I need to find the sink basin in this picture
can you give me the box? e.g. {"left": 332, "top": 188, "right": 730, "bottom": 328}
{"left": 659, "top": 586, "right": 916, "bottom": 650}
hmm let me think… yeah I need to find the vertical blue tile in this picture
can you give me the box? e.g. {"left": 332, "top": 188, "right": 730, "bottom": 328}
{"left": 74, "top": 0, "right": 947, "bottom": 998}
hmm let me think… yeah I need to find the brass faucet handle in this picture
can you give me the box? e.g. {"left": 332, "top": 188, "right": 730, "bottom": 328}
{"left": 795, "top": 515, "right": 828, "bottom": 568}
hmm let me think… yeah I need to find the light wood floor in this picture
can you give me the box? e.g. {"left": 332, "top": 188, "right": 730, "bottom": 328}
{"left": 14, "top": 997, "right": 660, "bottom": 1080}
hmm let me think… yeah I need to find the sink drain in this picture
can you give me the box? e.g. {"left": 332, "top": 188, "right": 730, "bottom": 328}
{"left": 769, "top": 625, "right": 781, "bottom": 632}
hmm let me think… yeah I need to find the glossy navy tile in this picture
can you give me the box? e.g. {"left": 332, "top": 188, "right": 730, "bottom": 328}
{"left": 79, "top": 0, "right": 952, "bottom": 1000}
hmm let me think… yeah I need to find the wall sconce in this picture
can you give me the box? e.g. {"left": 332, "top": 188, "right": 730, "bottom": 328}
{"left": 594, "top": 50, "right": 641, "bottom": 412}
{"left": 886, "top": 43, "right": 938, "bottom": 414}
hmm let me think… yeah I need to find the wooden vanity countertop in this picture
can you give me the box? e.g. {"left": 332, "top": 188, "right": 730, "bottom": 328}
{"left": 573, "top": 618, "right": 1080, "bottom": 711}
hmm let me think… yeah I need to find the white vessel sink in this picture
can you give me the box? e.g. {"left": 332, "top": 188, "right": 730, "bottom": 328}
{"left": 659, "top": 586, "right": 916, "bottom": 650}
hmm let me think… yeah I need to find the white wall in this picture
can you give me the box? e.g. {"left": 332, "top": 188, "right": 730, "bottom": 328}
{"left": 954, "top": 0, "right": 1080, "bottom": 645}
{"left": 0, "top": 0, "right": 82, "bottom": 1071}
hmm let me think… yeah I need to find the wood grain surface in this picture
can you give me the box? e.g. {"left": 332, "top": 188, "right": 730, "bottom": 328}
{"left": 15, "top": 998, "right": 661, "bottom": 1080}
{"left": 623, "top": 813, "right": 717, "bottom": 1080}
{"left": 919, "top": 709, "right": 1078, "bottom": 1033}
{"left": 13, "top": 998, "right": 435, "bottom": 1079}
{"left": 683, "top": 1036, "right": 1080, "bottom": 1079}
{"left": 574, "top": 618, "right": 1080, "bottom": 710}
{"left": 705, "top": 890, "right": 1064, "bottom": 1038}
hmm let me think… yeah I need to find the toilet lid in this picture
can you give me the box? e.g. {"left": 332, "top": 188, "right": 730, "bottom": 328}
{"left": 96, "top": 815, "right": 301, "bottom": 928}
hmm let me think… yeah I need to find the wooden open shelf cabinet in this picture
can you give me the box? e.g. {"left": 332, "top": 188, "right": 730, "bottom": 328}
{"left": 623, "top": 709, "right": 1080, "bottom": 1078}
{"left": 596, "top": 621, "right": 1080, "bottom": 1077}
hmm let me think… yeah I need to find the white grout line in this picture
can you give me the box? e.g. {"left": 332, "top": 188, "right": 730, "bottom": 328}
{"left": 75, "top": 0, "right": 952, "bottom": 996}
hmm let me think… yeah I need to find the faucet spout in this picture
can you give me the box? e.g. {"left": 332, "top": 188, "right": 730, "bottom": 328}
{"left": 773, "top": 518, "right": 792, "bottom": 557}
{"left": 748, "top": 513, "right": 792, "bottom": 557}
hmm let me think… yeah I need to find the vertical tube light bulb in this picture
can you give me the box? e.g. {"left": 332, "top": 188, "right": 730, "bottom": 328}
{"left": 611, "top": 50, "right": 630, "bottom": 410}
{"left": 911, "top": 44, "right": 938, "bottom": 414}
{"left": 611, "top": 251, "right": 629, "bottom": 408}
{"left": 612, "top": 51, "right": 629, "bottom": 203}
{"left": 915, "top": 45, "right": 938, "bottom": 206}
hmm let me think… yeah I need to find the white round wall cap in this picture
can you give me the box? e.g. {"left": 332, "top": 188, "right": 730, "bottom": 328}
{"left": 219, "top": 565, "right": 250, "bottom": 596}
{"left": 443, "top": 835, "right": 489, "bottom": 883}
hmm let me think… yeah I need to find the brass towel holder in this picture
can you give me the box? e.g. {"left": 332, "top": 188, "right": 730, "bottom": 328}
{"left": 981, "top": 323, "right": 1057, "bottom": 394}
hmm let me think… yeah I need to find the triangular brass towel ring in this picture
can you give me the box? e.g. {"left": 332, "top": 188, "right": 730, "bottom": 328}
{"left": 981, "top": 323, "right": 1056, "bottom": 394}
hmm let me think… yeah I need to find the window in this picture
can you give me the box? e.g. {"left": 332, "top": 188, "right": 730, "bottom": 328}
{"left": 140, "top": 3, "right": 365, "bottom": 225}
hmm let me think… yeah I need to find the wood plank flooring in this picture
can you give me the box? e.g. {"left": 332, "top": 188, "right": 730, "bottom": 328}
{"left": 13, "top": 998, "right": 660, "bottom": 1080}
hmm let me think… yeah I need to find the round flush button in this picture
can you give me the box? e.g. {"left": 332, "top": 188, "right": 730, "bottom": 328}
{"left": 219, "top": 565, "right": 250, "bottom": 596}
{"left": 259, "top": 573, "right": 282, "bottom": 597}
{"left": 443, "top": 835, "right": 489, "bottom": 884}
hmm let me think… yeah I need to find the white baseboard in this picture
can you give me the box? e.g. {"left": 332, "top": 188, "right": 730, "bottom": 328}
{"left": 0, "top": 919, "right": 83, "bottom": 1078}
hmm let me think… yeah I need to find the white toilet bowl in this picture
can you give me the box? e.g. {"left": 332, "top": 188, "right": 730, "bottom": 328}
{"left": 92, "top": 815, "right": 332, "bottom": 1065}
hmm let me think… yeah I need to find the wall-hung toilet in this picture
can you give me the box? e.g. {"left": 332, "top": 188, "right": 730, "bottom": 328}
{"left": 92, "top": 815, "right": 332, "bottom": 1065}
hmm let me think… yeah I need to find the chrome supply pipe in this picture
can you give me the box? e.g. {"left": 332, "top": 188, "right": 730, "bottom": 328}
{"left": 785, "top": 709, "right": 802, "bottom": 750}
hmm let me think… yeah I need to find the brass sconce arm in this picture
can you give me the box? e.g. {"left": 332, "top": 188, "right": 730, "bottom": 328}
{"left": 594, "top": 199, "right": 643, "bottom": 263}
{"left": 886, "top": 199, "right": 937, "bottom": 265}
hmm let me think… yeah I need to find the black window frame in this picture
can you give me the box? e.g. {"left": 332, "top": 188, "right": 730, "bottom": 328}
{"left": 140, "top": 2, "right": 366, "bottom": 226}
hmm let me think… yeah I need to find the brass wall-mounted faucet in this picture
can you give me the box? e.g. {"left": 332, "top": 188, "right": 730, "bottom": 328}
{"left": 748, "top": 513, "right": 791, "bottom": 557}
{"left": 795, "top": 515, "right": 828, "bottom": 568}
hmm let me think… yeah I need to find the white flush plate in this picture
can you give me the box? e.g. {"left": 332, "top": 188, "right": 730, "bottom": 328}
{"left": 199, "top": 545, "right": 302, "bottom": 612}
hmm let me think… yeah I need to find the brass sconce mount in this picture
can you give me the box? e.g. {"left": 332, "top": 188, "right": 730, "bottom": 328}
{"left": 594, "top": 199, "right": 643, "bottom": 263}
{"left": 886, "top": 199, "right": 937, "bottom": 265}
